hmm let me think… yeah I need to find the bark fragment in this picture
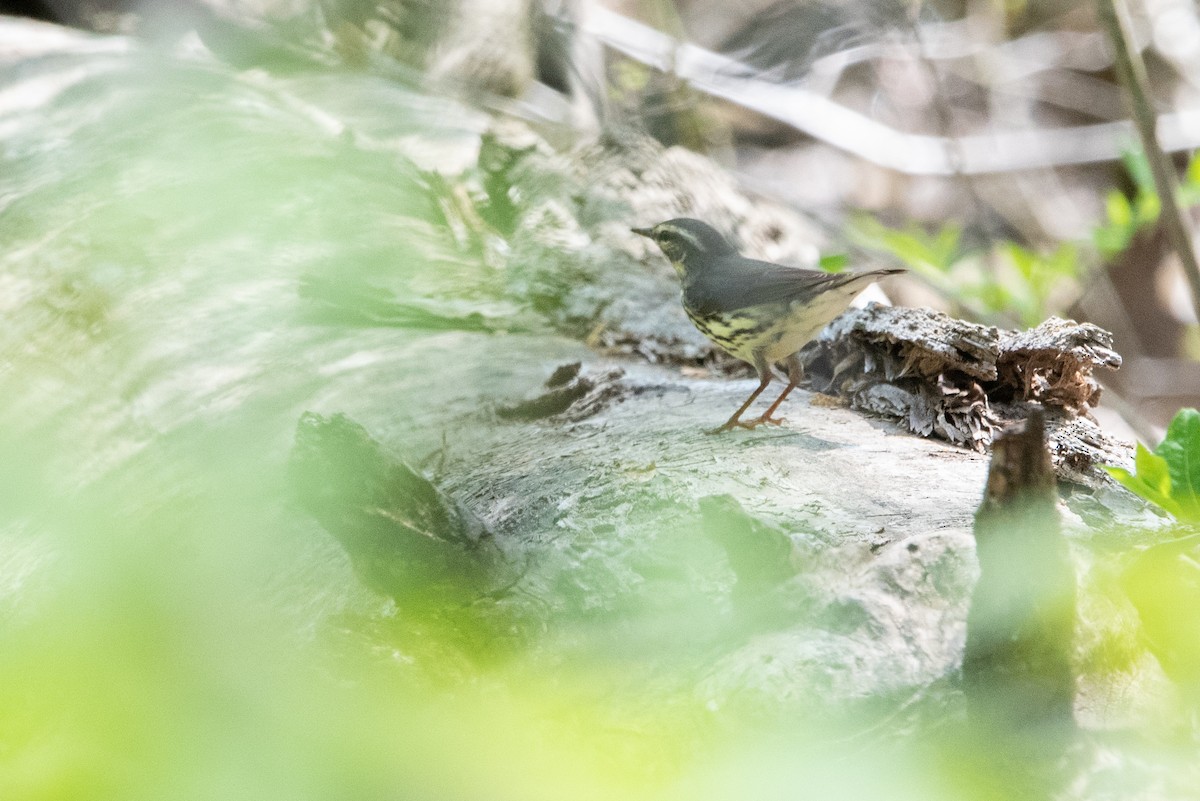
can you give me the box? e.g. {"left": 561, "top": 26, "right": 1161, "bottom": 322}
{"left": 802, "top": 305, "right": 1127, "bottom": 485}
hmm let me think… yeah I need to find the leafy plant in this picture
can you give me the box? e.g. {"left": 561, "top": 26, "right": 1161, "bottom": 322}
{"left": 853, "top": 148, "right": 1200, "bottom": 328}
{"left": 970, "top": 241, "right": 1080, "bottom": 328}
{"left": 848, "top": 217, "right": 962, "bottom": 282}
{"left": 1093, "top": 149, "right": 1200, "bottom": 257}
{"left": 848, "top": 216, "right": 970, "bottom": 313}
{"left": 1093, "top": 149, "right": 1164, "bottom": 257}
{"left": 849, "top": 217, "right": 1081, "bottom": 327}
{"left": 1106, "top": 407, "right": 1200, "bottom": 520}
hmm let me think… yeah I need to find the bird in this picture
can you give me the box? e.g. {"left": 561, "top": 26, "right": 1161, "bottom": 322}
{"left": 632, "top": 218, "right": 902, "bottom": 433}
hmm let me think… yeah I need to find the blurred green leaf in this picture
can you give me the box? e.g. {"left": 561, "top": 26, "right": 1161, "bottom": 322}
{"left": 1004, "top": 242, "right": 1035, "bottom": 281}
{"left": 849, "top": 217, "right": 962, "bottom": 276}
{"left": 1093, "top": 221, "right": 1133, "bottom": 257}
{"left": 930, "top": 225, "right": 962, "bottom": 268}
{"left": 1106, "top": 191, "right": 1133, "bottom": 228}
{"left": 854, "top": 216, "right": 1090, "bottom": 326}
{"left": 818, "top": 253, "right": 848, "bottom": 273}
{"left": 1092, "top": 148, "right": 1200, "bottom": 262}
{"left": 1121, "top": 148, "right": 1155, "bottom": 195}
{"left": 1188, "top": 151, "right": 1200, "bottom": 187}
{"left": 1135, "top": 192, "right": 1161, "bottom": 226}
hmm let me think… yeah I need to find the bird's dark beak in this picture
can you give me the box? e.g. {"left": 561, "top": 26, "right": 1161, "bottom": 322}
{"left": 631, "top": 227, "right": 654, "bottom": 238}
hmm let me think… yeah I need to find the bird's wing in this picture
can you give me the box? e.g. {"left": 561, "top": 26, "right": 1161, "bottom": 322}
{"left": 686, "top": 258, "right": 902, "bottom": 315}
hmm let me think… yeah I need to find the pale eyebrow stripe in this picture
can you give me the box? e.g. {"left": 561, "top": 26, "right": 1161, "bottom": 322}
{"left": 663, "top": 226, "right": 704, "bottom": 251}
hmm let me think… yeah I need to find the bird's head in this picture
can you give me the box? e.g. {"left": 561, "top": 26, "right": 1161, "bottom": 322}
{"left": 632, "top": 218, "right": 738, "bottom": 276}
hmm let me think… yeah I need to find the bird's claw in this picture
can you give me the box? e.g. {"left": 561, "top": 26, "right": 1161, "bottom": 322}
{"left": 739, "top": 415, "right": 786, "bottom": 429}
{"left": 706, "top": 415, "right": 787, "bottom": 434}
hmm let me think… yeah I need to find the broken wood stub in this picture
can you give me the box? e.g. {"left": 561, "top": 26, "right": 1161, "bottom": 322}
{"left": 962, "top": 407, "right": 1077, "bottom": 735}
{"left": 288, "top": 412, "right": 520, "bottom": 608}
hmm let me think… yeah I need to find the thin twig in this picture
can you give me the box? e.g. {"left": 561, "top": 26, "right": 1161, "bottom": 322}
{"left": 1098, "top": 0, "right": 1200, "bottom": 324}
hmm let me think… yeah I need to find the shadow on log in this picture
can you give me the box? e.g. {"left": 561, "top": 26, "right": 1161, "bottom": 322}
{"left": 700, "top": 494, "right": 798, "bottom": 606}
{"left": 288, "top": 412, "right": 521, "bottom": 610}
{"left": 963, "top": 407, "right": 1077, "bottom": 737}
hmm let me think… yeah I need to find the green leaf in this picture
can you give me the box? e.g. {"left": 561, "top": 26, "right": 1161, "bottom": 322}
{"left": 1053, "top": 243, "right": 1079, "bottom": 273}
{"left": 1105, "top": 442, "right": 1183, "bottom": 516}
{"left": 1093, "top": 224, "right": 1132, "bottom": 258}
{"left": 1107, "top": 443, "right": 1182, "bottom": 516}
{"left": 1004, "top": 242, "right": 1036, "bottom": 281}
{"left": 848, "top": 216, "right": 961, "bottom": 275}
{"left": 1104, "top": 411, "right": 1200, "bottom": 520}
{"left": 1104, "top": 464, "right": 1181, "bottom": 518}
{"left": 1135, "top": 442, "right": 1173, "bottom": 494}
{"left": 1155, "top": 408, "right": 1200, "bottom": 519}
{"left": 972, "top": 281, "right": 1018, "bottom": 316}
{"left": 932, "top": 224, "right": 963, "bottom": 267}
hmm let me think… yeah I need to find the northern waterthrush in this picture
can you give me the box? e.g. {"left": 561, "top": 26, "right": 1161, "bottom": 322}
{"left": 633, "top": 218, "right": 901, "bottom": 433}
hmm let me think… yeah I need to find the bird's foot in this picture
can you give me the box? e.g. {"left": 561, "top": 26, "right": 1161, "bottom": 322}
{"left": 707, "top": 420, "right": 749, "bottom": 435}
{"left": 745, "top": 415, "right": 787, "bottom": 428}
{"left": 706, "top": 415, "right": 785, "bottom": 434}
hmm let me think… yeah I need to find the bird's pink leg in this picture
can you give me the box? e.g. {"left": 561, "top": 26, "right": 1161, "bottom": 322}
{"left": 743, "top": 355, "right": 804, "bottom": 428}
{"left": 708, "top": 373, "right": 772, "bottom": 434}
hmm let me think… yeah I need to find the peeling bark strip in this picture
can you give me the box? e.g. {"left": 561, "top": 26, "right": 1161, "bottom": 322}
{"left": 962, "top": 408, "right": 1077, "bottom": 734}
{"left": 288, "top": 412, "right": 519, "bottom": 607}
{"left": 801, "top": 305, "right": 1127, "bottom": 484}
